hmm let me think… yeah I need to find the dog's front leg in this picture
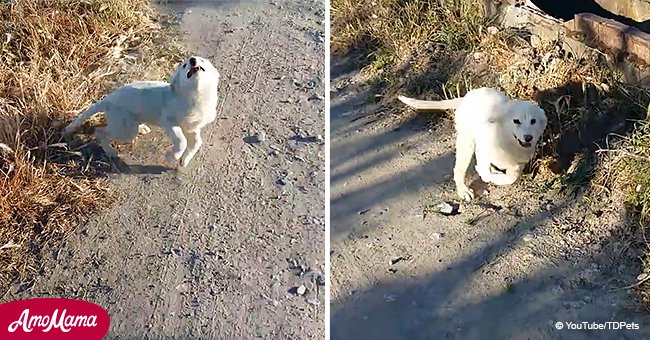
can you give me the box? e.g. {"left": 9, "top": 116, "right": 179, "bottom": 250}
{"left": 474, "top": 162, "right": 493, "bottom": 183}
{"left": 473, "top": 148, "right": 494, "bottom": 183}
{"left": 454, "top": 135, "right": 476, "bottom": 201}
{"left": 164, "top": 125, "right": 187, "bottom": 163}
{"left": 180, "top": 129, "right": 202, "bottom": 167}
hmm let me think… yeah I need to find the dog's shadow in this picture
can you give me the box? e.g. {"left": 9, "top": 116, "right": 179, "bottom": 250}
{"left": 67, "top": 140, "right": 176, "bottom": 176}
{"left": 110, "top": 157, "right": 175, "bottom": 175}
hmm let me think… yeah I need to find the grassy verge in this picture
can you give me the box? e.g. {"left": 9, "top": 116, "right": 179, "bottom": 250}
{"left": 332, "top": 0, "right": 650, "bottom": 305}
{"left": 599, "top": 115, "right": 650, "bottom": 306}
{"left": 0, "top": 0, "right": 184, "bottom": 292}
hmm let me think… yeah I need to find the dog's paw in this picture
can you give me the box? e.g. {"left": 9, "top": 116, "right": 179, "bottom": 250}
{"left": 166, "top": 150, "right": 182, "bottom": 164}
{"left": 138, "top": 124, "right": 151, "bottom": 135}
{"left": 490, "top": 174, "right": 518, "bottom": 186}
{"left": 180, "top": 156, "right": 192, "bottom": 167}
{"left": 457, "top": 186, "right": 475, "bottom": 202}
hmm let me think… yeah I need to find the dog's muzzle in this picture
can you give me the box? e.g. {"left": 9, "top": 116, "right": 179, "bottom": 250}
{"left": 514, "top": 134, "right": 533, "bottom": 148}
{"left": 187, "top": 66, "right": 205, "bottom": 79}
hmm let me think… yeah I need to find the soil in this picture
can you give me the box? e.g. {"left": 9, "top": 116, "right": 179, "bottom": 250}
{"left": 329, "top": 56, "right": 650, "bottom": 340}
{"left": 4, "top": 1, "right": 325, "bottom": 338}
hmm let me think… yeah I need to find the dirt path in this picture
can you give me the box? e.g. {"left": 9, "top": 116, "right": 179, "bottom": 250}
{"left": 6, "top": 1, "right": 325, "bottom": 338}
{"left": 330, "top": 57, "right": 650, "bottom": 340}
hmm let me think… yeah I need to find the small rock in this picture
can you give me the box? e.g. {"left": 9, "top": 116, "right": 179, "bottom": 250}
{"left": 316, "top": 274, "right": 325, "bottom": 286}
{"left": 530, "top": 35, "right": 541, "bottom": 48}
{"left": 583, "top": 296, "right": 592, "bottom": 304}
{"left": 487, "top": 26, "right": 499, "bottom": 35}
{"left": 432, "top": 202, "right": 459, "bottom": 216}
{"left": 175, "top": 283, "right": 190, "bottom": 293}
{"left": 308, "top": 93, "right": 324, "bottom": 101}
{"left": 430, "top": 232, "right": 442, "bottom": 240}
{"left": 522, "top": 233, "right": 534, "bottom": 242}
{"left": 390, "top": 256, "right": 404, "bottom": 266}
{"left": 637, "top": 273, "right": 649, "bottom": 281}
{"left": 384, "top": 294, "right": 397, "bottom": 302}
{"left": 296, "top": 285, "right": 307, "bottom": 296}
{"left": 307, "top": 298, "right": 320, "bottom": 306}
{"left": 562, "top": 301, "right": 583, "bottom": 309}
{"left": 270, "top": 150, "right": 279, "bottom": 156}
{"left": 252, "top": 132, "right": 266, "bottom": 143}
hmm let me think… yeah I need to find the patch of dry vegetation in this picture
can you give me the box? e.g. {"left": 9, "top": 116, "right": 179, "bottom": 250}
{"left": 0, "top": 0, "right": 184, "bottom": 292}
{"left": 332, "top": 0, "right": 650, "bottom": 307}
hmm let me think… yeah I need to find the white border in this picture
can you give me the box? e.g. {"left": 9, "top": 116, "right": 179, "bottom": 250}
{"left": 324, "top": 0, "right": 331, "bottom": 339}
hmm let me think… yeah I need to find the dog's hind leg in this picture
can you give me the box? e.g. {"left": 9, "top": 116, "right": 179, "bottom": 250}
{"left": 95, "top": 128, "right": 118, "bottom": 158}
{"left": 98, "top": 111, "right": 140, "bottom": 158}
{"left": 454, "top": 134, "right": 476, "bottom": 201}
{"left": 180, "top": 129, "right": 202, "bottom": 167}
{"left": 489, "top": 164, "right": 524, "bottom": 186}
{"left": 163, "top": 125, "right": 188, "bottom": 163}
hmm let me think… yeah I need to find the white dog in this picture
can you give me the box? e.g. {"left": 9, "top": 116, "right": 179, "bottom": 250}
{"left": 398, "top": 87, "right": 547, "bottom": 201}
{"left": 64, "top": 56, "right": 220, "bottom": 167}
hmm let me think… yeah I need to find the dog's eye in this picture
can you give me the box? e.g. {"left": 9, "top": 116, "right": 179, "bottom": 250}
{"left": 531, "top": 119, "right": 536, "bottom": 125}
{"left": 183, "top": 63, "right": 187, "bottom": 68}
{"left": 513, "top": 119, "right": 521, "bottom": 125}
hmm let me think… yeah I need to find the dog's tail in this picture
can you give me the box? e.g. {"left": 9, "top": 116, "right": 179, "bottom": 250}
{"left": 63, "top": 100, "right": 108, "bottom": 135}
{"left": 397, "top": 95, "right": 463, "bottom": 111}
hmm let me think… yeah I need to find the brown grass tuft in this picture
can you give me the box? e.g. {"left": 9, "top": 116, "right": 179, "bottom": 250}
{"left": 0, "top": 0, "right": 184, "bottom": 292}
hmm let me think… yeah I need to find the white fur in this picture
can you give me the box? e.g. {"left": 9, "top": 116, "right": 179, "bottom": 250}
{"left": 398, "top": 87, "right": 548, "bottom": 201}
{"left": 64, "top": 56, "right": 220, "bottom": 167}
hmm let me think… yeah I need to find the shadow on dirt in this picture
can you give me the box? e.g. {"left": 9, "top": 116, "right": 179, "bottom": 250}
{"left": 330, "top": 69, "right": 457, "bottom": 239}
{"left": 331, "top": 195, "right": 650, "bottom": 340}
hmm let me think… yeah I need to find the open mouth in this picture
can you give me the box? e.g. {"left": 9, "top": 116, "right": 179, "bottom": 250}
{"left": 514, "top": 134, "right": 532, "bottom": 148}
{"left": 186, "top": 66, "right": 205, "bottom": 79}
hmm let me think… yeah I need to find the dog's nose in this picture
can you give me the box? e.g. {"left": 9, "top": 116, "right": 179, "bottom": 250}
{"left": 524, "top": 135, "right": 533, "bottom": 142}
{"left": 189, "top": 57, "right": 197, "bottom": 67}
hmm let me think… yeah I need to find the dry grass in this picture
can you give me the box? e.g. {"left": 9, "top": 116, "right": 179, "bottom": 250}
{"left": 331, "top": 0, "right": 485, "bottom": 78}
{"left": 0, "top": 0, "right": 184, "bottom": 292}
{"left": 597, "top": 111, "right": 650, "bottom": 306}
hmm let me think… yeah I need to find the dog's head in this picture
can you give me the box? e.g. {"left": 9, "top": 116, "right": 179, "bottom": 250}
{"left": 169, "top": 56, "right": 220, "bottom": 96}
{"left": 505, "top": 100, "right": 547, "bottom": 149}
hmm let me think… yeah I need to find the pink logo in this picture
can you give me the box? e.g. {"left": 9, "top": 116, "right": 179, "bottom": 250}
{"left": 0, "top": 298, "right": 110, "bottom": 339}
